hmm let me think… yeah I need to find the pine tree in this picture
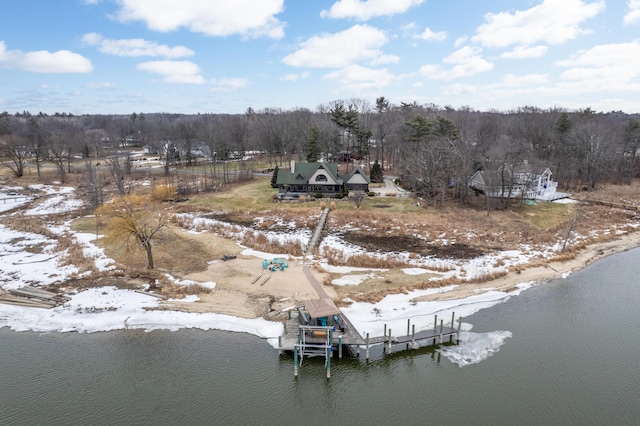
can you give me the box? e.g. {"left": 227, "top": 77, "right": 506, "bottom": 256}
{"left": 306, "top": 126, "right": 320, "bottom": 162}
{"left": 370, "top": 159, "right": 383, "bottom": 183}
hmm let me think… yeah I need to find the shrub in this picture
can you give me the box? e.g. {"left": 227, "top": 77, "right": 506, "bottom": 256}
{"left": 151, "top": 184, "right": 175, "bottom": 201}
{"left": 370, "top": 159, "right": 383, "bottom": 183}
{"left": 368, "top": 191, "right": 376, "bottom": 197}
{"left": 315, "top": 192, "right": 323, "bottom": 199}
{"left": 335, "top": 193, "right": 344, "bottom": 199}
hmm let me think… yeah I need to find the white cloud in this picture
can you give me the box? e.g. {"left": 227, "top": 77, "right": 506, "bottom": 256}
{"left": 82, "top": 33, "right": 194, "bottom": 58}
{"left": 136, "top": 60, "right": 204, "bottom": 84}
{"left": 323, "top": 65, "right": 396, "bottom": 91}
{"left": 85, "top": 82, "right": 116, "bottom": 89}
{"left": 0, "top": 41, "right": 92, "bottom": 73}
{"left": 114, "top": 0, "right": 285, "bottom": 39}
{"left": 420, "top": 46, "right": 493, "bottom": 80}
{"left": 282, "top": 24, "right": 397, "bottom": 68}
{"left": 502, "top": 73, "right": 549, "bottom": 86}
{"left": 279, "top": 72, "right": 311, "bottom": 82}
{"left": 413, "top": 27, "right": 447, "bottom": 42}
{"left": 454, "top": 36, "right": 469, "bottom": 48}
{"left": 401, "top": 22, "right": 418, "bottom": 32}
{"left": 557, "top": 42, "right": 640, "bottom": 90}
{"left": 500, "top": 45, "right": 548, "bottom": 59}
{"left": 624, "top": 0, "right": 640, "bottom": 24}
{"left": 210, "top": 77, "right": 249, "bottom": 92}
{"left": 321, "top": 0, "right": 424, "bottom": 21}
{"left": 471, "top": 0, "right": 605, "bottom": 48}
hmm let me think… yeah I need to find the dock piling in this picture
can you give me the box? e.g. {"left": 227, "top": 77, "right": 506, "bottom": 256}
{"left": 411, "top": 324, "right": 416, "bottom": 349}
{"left": 365, "top": 333, "right": 370, "bottom": 360}
{"left": 450, "top": 312, "right": 455, "bottom": 343}
{"left": 433, "top": 315, "right": 438, "bottom": 345}
{"left": 326, "top": 346, "right": 331, "bottom": 379}
{"left": 387, "top": 328, "right": 392, "bottom": 354}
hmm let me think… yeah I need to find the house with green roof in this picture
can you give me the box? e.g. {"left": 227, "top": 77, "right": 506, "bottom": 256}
{"left": 275, "top": 160, "right": 369, "bottom": 198}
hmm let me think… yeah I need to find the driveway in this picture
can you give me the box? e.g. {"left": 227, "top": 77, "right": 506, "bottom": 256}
{"left": 369, "top": 176, "right": 409, "bottom": 197}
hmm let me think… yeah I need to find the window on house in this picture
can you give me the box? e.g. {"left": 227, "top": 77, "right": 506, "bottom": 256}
{"left": 316, "top": 174, "right": 327, "bottom": 182}
{"left": 296, "top": 173, "right": 304, "bottom": 180}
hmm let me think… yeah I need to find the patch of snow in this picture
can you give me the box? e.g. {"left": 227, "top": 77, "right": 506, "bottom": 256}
{"left": 332, "top": 274, "right": 374, "bottom": 286}
{"left": 165, "top": 273, "right": 216, "bottom": 289}
{"left": 402, "top": 268, "right": 430, "bottom": 275}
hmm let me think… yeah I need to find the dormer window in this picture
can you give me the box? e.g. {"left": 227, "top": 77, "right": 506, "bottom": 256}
{"left": 296, "top": 173, "right": 304, "bottom": 180}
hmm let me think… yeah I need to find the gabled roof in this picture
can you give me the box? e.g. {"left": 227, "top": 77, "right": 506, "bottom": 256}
{"left": 340, "top": 166, "right": 371, "bottom": 184}
{"left": 276, "top": 162, "right": 342, "bottom": 186}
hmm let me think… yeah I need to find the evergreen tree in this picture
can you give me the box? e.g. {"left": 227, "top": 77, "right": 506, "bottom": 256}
{"left": 370, "top": 159, "right": 383, "bottom": 183}
{"left": 306, "top": 126, "right": 321, "bottom": 162}
{"left": 271, "top": 166, "right": 279, "bottom": 188}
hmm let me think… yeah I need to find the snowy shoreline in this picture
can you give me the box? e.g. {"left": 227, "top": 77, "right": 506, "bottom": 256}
{"left": 2, "top": 184, "right": 639, "bottom": 367}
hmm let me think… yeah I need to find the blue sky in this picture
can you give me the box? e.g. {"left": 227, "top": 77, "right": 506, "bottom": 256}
{"left": 1, "top": 0, "right": 639, "bottom": 115}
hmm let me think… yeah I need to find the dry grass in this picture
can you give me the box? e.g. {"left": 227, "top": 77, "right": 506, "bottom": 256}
{"left": 151, "top": 184, "right": 176, "bottom": 201}
{"left": 332, "top": 268, "right": 462, "bottom": 304}
{"left": 157, "top": 282, "right": 214, "bottom": 299}
{"left": 1, "top": 215, "right": 59, "bottom": 239}
{"left": 6, "top": 167, "right": 640, "bottom": 304}
{"left": 575, "top": 180, "right": 640, "bottom": 207}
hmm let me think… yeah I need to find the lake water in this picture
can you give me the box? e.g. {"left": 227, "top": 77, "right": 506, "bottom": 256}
{"left": 2, "top": 248, "right": 639, "bottom": 425}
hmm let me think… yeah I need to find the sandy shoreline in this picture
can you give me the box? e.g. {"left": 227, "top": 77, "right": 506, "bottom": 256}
{"left": 414, "top": 230, "right": 640, "bottom": 303}
{"left": 166, "top": 230, "right": 640, "bottom": 319}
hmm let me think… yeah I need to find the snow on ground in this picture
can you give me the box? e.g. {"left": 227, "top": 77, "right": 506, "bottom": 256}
{"left": 341, "top": 282, "right": 534, "bottom": 366}
{"left": 332, "top": 274, "right": 375, "bottom": 286}
{"left": 0, "top": 286, "right": 282, "bottom": 339}
{"left": 73, "top": 231, "right": 116, "bottom": 272}
{"left": 0, "top": 184, "right": 576, "bottom": 367}
{"left": 165, "top": 273, "right": 216, "bottom": 289}
{"left": 0, "top": 223, "right": 79, "bottom": 290}
{"left": 0, "top": 196, "right": 34, "bottom": 213}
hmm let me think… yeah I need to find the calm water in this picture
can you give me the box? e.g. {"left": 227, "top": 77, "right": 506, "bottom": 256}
{"left": 2, "top": 248, "right": 640, "bottom": 426}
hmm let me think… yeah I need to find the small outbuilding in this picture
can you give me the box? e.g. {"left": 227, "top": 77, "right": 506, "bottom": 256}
{"left": 300, "top": 298, "right": 345, "bottom": 331}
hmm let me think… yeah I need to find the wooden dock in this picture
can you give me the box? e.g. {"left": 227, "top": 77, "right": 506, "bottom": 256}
{"left": 279, "top": 308, "right": 462, "bottom": 378}
{"left": 0, "top": 286, "right": 70, "bottom": 309}
{"left": 279, "top": 309, "right": 365, "bottom": 351}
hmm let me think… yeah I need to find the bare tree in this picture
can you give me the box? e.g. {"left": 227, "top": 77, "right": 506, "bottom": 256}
{"left": 84, "top": 159, "right": 104, "bottom": 210}
{"left": 351, "top": 190, "right": 367, "bottom": 209}
{"left": 0, "top": 113, "right": 28, "bottom": 177}
{"left": 97, "top": 194, "right": 171, "bottom": 269}
{"left": 106, "top": 150, "right": 132, "bottom": 195}
{"left": 26, "top": 116, "right": 47, "bottom": 179}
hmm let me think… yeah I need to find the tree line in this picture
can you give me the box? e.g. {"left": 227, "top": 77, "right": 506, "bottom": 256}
{"left": 2, "top": 100, "right": 640, "bottom": 208}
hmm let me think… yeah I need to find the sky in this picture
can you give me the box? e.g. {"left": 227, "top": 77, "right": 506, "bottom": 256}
{"left": 1, "top": 0, "right": 639, "bottom": 115}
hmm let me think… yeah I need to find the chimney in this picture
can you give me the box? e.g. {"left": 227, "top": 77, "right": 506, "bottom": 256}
{"left": 290, "top": 159, "right": 295, "bottom": 174}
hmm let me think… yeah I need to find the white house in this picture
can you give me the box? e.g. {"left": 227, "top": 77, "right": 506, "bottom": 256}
{"left": 469, "top": 163, "right": 568, "bottom": 201}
